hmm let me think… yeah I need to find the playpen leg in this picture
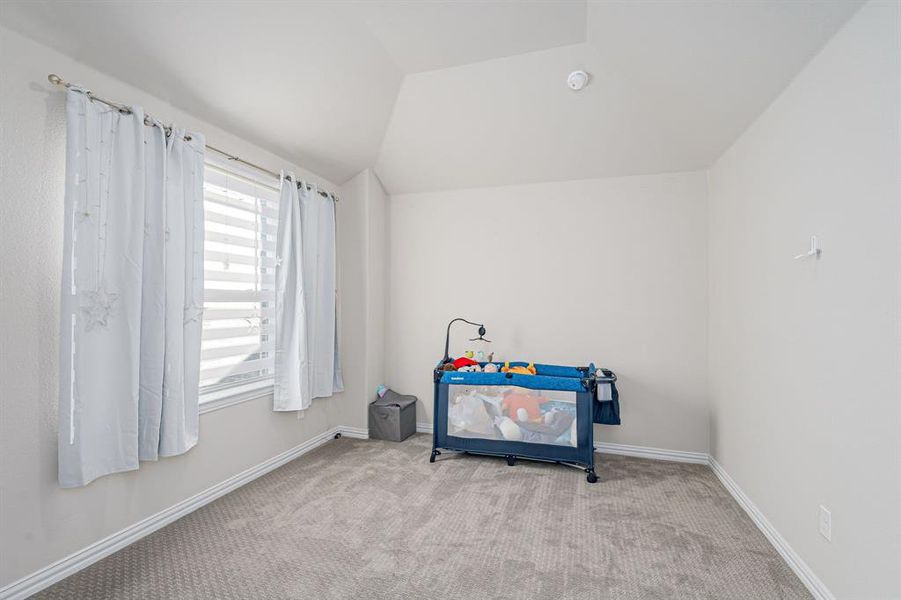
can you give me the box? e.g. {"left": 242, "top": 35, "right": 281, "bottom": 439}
{"left": 430, "top": 449, "right": 441, "bottom": 463}
{"left": 506, "top": 455, "right": 516, "bottom": 466}
{"left": 585, "top": 467, "right": 598, "bottom": 484}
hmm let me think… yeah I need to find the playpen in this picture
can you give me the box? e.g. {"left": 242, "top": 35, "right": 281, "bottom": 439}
{"left": 431, "top": 362, "right": 619, "bottom": 483}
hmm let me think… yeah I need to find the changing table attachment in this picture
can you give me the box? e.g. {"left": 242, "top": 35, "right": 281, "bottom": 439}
{"left": 431, "top": 362, "right": 619, "bottom": 483}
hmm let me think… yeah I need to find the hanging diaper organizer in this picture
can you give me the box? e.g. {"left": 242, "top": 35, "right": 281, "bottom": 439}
{"left": 430, "top": 362, "right": 619, "bottom": 483}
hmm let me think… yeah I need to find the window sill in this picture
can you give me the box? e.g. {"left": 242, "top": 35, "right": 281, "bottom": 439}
{"left": 199, "top": 384, "right": 273, "bottom": 415}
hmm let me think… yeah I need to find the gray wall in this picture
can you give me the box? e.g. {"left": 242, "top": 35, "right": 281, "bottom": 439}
{"left": 707, "top": 2, "right": 900, "bottom": 597}
{"left": 332, "top": 168, "right": 388, "bottom": 431}
{"left": 386, "top": 171, "right": 709, "bottom": 453}
{"left": 364, "top": 172, "right": 389, "bottom": 412}
{"left": 0, "top": 26, "right": 365, "bottom": 587}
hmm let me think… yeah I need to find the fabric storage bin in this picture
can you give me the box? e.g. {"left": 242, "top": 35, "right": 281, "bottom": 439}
{"left": 369, "top": 390, "right": 417, "bottom": 442}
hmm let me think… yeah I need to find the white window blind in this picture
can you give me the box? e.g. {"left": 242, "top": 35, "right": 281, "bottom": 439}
{"left": 200, "top": 162, "right": 279, "bottom": 400}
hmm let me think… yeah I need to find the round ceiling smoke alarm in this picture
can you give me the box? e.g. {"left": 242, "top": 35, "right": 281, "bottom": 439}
{"left": 567, "top": 70, "right": 589, "bottom": 91}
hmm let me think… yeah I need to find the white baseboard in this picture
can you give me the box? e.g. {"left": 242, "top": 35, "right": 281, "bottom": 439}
{"left": 709, "top": 458, "right": 834, "bottom": 600}
{"left": 416, "top": 423, "right": 708, "bottom": 465}
{"left": 0, "top": 426, "right": 342, "bottom": 600}
{"left": 336, "top": 425, "right": 369, "bottom": 439}
{"left": 594, "top": 441, "right": 710, "bottom": 465}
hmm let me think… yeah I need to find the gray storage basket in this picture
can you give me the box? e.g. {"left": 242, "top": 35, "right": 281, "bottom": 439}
{"left": 369, "top": 390, "right": 417, "bottom": 442}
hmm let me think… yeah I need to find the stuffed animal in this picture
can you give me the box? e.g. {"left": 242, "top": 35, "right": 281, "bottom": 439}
{"left": 458, "top": 365, "right": 481, "bottom": 373}
{"left": 452, "top": 357, "right": 479, "bottom": 370}
{"left": 482, "top": 363, "right": 499, "bottom": 373}
{"left": 502, "top": 393, "right": 547, "bottom": 422}
{"left": 449, "top": 392, "right": 495, "bottom": 435}
{"left": 464, "top": 350, "right": 474, "bottom": 359}
{"left": 500, "top": 362, "right": 537, "bottom": 375}
{"left": 494, "top": 417, "right": 523, "bottom": 441}
{"left": 475, "top": 350, "right": 486, "bottom": 362}
{"left": 441, "top": 363, "right": 457, "bottom": 371}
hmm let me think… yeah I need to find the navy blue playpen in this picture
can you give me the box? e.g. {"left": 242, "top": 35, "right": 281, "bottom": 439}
{"left": 431, "top": 362, "right": 619, "bottom": 483}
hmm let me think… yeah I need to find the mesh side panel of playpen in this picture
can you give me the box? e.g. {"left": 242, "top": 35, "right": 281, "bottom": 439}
{"left": 446, "top": 384, "right": 578, "bottom": 447}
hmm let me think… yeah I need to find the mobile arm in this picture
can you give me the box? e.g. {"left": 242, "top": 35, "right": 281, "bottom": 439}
{"left": 442, "top": 318, "right": 489, "bottom": 364}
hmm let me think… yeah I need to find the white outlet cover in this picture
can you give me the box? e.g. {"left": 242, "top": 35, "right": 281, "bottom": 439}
{"left": 818, "top": 505, "right": 832, "bottom": 541}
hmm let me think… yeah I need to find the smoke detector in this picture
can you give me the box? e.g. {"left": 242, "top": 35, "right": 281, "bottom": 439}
{"left": 567, "top": 70, "right": 589, "bottom": 91}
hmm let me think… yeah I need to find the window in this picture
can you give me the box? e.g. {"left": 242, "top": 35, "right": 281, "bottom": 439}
{"left": 199, "top": 161, "right": 279, "bottom": 404}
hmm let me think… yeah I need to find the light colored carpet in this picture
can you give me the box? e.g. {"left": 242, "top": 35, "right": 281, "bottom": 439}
{"left": 35, "top": 434, "right": 810, "bottom": 599}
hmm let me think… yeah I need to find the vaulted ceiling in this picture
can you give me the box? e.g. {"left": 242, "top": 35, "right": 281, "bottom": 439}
{"left": 0, "top": 0, "right": 862, "bottom": 193}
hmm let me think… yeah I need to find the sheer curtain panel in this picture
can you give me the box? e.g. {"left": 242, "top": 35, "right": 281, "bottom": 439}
{"left": 300, "top": 185, "right": 343, "bottom": 399}
{"left": 273, "top": 179, "right": 342, "bottom": 412}
{"left": 58, "top": 88, "right": 205, "bottom": 488}
{"left": 273, "top": 173, "right": 311, "bottom": 411}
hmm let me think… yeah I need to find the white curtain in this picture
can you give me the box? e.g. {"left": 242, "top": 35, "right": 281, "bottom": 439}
{"left": 273, "top": 173, "right": 310, "bottom": 411}
{"left": 58, "top": 88, "right": 205, "bottom": 488}
{"left": 273, "top": 179, "right": 342, "bottom": 411}
{"left": 300, "top": 184, "right": 343, "bottom": 398}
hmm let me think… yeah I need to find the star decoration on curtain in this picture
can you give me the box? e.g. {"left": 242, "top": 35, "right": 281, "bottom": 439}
{"left": 80, "top": 284, "right": 119, "bottom": 331}
{"left": 76, "top": 208, "right": 95, "bottom": 224}
{"left": 184, "top": 300, "right": 204, "bottom": 324}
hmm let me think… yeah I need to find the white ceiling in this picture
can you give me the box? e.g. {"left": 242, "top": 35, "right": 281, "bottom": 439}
{"left": 0, "top": 0, "right": 862, "bottom": 192}
{"left": 376, "top": 0, "right": 864, "bottom": 193}
{"left": 349, "top": 1, "right": 587, "bottom": 73}
{"left": 0, "top": 1, "right": 403, "bottom": 183}
{"left": 376, "top": 42, "right": 694, "bottom": 193}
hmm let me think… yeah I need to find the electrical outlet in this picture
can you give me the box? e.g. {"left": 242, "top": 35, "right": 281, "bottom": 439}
{"left": 819, "top": 505, "right": 832, "bottom": 541}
